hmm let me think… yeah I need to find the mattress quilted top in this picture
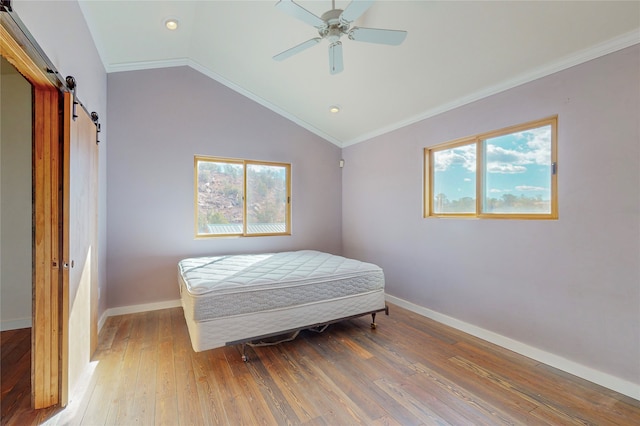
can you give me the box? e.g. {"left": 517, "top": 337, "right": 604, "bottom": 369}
{"left": 178, "top": 250, "right": 383, "bottom": 296}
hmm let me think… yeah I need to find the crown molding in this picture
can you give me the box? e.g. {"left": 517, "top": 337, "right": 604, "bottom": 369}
{"left": 106, "top": 58, "right": 189, "bottom": 73}
{"left": 105, "top": 57, "right": 343, "bottom": 147}
{"left": 343, "top": 30, "right": 640, "bottom": 147}
{"left": 97, "top": 29, "right": 638, "bottom": 150}
{"left": 185, "top": 59, "right": 343, "bottom": 147}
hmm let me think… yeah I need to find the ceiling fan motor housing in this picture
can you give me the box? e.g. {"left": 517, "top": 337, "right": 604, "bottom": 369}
{"left": 273, "top": 0, "right": 407, "bottom": 74}
{"left": 320, "top": 9, "right": 349, "bottom": 42}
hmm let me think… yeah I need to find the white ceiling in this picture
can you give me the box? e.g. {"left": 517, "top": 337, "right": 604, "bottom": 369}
{"left": 78, "top": 0, "right": 640, "bottom": 147}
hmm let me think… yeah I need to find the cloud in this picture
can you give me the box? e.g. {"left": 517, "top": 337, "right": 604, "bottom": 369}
{"left": 485, "top": 145, "right": 521, "bottom": 163}
{"left": 433, "top": 124, "right": 552, "bottom": 175}
{"left": 463, "top": 178, "right": 472, "bottom": 182}
{"left": 433, "top": 144, "right": 476, "bottom": 172}
{"left": 489, "top": 188, "right": 503, "bottom": 193}
{"left": 515, "top": 185, "right": 547, "bottom": 191}
{"left": 486, "top": 162, "right": 527, "bottom": 174}
{"left": 486, "top": 125, "right": 552, "bottom": 173}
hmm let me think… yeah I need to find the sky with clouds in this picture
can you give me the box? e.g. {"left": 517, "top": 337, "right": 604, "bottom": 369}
{"left": 432, "top": 124, "right": 552, "bottom": 203}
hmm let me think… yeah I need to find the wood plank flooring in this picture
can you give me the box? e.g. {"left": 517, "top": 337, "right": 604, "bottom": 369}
{"left": 2, "top": 303, "right": 639, "bottom": 425}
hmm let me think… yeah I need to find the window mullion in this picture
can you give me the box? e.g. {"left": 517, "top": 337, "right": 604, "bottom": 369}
{"left": 476, "top": 138, "right": 482, "bottom": 216}
{"left": 242, "top": 161, "right": 248, "bottom": 236}
{"left": 423, "top": 148, "right": 430, "bottom": 217}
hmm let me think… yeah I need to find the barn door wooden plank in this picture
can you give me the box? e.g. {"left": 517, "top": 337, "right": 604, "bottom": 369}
{"left": 32, "top": 87, "right": 61, "bottom": 409}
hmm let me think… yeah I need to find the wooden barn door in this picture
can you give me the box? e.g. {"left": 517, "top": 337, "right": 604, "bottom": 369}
{"left": 2, "top": 8, "right": 66, "bottom": 408}
{"left": 31, "top": 87, "right": 62, "bottom": 409}
{"left": 60, "top": 92, "right": 99, "bottom": 405}
{"left": 3, "top": 6, "right": 99, "bottom": 409}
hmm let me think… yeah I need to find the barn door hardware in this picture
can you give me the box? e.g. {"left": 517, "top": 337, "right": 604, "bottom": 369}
{"left": 0, "top": 0, "right": 13, "bottom": 12}
{"left": 65, "top": 75, "right": 78, "bottom": 120}
{"left": 91, "top": 112, "right": 101, "bottom": 145}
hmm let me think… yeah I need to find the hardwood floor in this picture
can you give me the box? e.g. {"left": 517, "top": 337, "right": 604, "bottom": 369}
{"left": 2, "top": 303, "right": 639, "bottom": 425}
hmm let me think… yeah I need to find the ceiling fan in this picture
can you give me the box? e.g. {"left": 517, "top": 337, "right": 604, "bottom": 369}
{"left": 273, "top": 0, "right": 407, "bottom": 74}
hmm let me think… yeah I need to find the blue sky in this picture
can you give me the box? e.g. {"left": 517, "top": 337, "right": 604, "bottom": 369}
{"left": 433, "top": 125, "right": 552, "bottom": 202}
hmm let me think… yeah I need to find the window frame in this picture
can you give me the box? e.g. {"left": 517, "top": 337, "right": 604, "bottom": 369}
{"left": 424, "top": 116, "right": 558, "bottom": 220}
{"left": 194, "top": 155, "right": 292, "bottom": 238}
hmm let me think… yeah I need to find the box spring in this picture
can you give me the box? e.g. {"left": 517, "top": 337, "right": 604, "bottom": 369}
{"left": 178, "top": 250, "right": 385, "bottom": 352}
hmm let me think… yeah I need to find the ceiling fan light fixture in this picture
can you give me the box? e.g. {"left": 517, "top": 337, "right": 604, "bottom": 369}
{"left": 164, "top": 18, "right": 179, "bottom": 31}
{"left": 274, "top": 0, "right": 407, "bottom": 74}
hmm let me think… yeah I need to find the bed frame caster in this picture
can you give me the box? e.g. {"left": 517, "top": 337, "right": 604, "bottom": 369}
{"left": 241, "top": 344, "right": 249, "bottom": 362}
{"left": 370, "top": 305, "right": 389, "bottom": 329}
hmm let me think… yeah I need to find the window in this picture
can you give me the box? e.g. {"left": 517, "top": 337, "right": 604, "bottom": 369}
{"left": 195, "top": 156, "right": 291, "bottom": 237}
{"left": 424, "top": 116, "right": 557, "bottom": 219}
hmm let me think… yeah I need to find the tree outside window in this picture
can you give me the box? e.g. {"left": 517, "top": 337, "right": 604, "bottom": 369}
{"left": 195, "top": 156, "right": 291, "bottom": 237}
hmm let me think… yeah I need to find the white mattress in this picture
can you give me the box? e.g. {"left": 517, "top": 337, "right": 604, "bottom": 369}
{"left": 178, "top": 250, "right": 386, "bottom": 352}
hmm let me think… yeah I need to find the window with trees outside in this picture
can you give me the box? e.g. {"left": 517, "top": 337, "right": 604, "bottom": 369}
{"left": 195, "top": 156, "right": 291, "bottom": 237}
{"left": 424, "top": 116, "right": 557, "bottom": 219}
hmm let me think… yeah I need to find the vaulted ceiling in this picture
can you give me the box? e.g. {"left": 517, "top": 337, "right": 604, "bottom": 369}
{"left": 78, "top": 1, "right": 640, "bottom": 147}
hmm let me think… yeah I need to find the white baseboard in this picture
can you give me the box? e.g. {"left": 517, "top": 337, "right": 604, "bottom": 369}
{"left": 98, "top": 299, "right": 181, "bottom": 332}
{"left": 1, "top": 317, "right": 32, "bottom": 331}
{"left": 385, "top": 294, "right": 640, "bottom": 401}
{"left": 98, "top": 311, "right": 108, "bottom": 333}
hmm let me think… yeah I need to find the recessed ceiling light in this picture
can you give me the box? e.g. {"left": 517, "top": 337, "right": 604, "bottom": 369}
{"left": 329, "top": 105, "right": 340, "bottom": 114}
{"left": 164, "top": 18, "right": 179, "bottom": 31}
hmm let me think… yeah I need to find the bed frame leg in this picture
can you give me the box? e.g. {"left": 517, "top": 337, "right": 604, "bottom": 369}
{"left": 241, "top": 343, "right": 249, "bottom": 362}
{"left": 371, "top": 306, "right": 389, "bottom": 329}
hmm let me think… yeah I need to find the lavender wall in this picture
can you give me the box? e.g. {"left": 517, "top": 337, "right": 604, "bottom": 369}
{"left": 342, "top": 46, "right": 640, "bottom": 390}
{"left": 107, "top": 66, "right": 342, "bottom": 308}
{"left": 14, "top": 0, "right": 109, "bottom": 319}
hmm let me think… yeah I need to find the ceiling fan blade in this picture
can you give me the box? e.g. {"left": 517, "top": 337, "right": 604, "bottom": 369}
{"left": 273, "top": 37, "right": 322, "bottom": 61}
{"left": 348, "top": 27, "right": 407, "bottom": 45}
{"left": 340, "top": 0, "right": 374, "bottom": 23}
{"left": 275, "top": 0, "right": 326, "bottom": 29}
{"left": 329, "top": 42, "right": 344, "bottom": 75}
